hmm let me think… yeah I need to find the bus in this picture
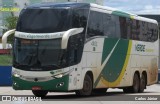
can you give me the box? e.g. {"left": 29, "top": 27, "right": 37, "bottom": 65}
{"left": 2, "top": 3, "right": 159, "bottom": 97}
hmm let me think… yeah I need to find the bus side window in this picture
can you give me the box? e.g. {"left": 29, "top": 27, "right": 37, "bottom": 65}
{"left": 125, "top": 19, "right": 158, "bottom": 42}
{"left": 103, "top": 14, "right": 120, "bottom": 38}
{"left": 148, "top": 23, "right": 158, "bottom": 42}
{"left": 87, "top": 11, "right": 104, "bottom": 38}
{"left": 103, "top": 14, "right": 112, "bottom": 37}
{"left": 119, "top": 17, "right": 127, "bottom": 39}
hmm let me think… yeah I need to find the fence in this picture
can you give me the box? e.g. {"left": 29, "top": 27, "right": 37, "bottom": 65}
{"left": 0, "top": 51, "right": 12, "bottom": 86}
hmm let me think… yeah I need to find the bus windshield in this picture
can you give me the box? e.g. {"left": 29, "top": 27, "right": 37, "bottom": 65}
{"left": 14, "top": 8, "right": 89, "bottom": 71}
{"left": 13, "top": 38, "right": 66, "bottom": 71}
{"left": 16, "top": 8, "right": 71, "bottom": 33}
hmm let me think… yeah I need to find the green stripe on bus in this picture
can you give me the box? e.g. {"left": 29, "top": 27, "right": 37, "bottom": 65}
{"left": 94, "top": 38, "right": 129, "bottom": 88}
{"left": 102, "top": 39, "right": 129, "bottom": 82}
{"left": 12, "top": 75, "right": 69, "bottom": 91}
{"left": 101, "top": 38, "right": 119, "bottom": 64}
{"left": 112, "top": 11, "right": 131, "bottom": 18}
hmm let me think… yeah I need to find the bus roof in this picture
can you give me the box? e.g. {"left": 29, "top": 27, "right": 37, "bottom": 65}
{"left": 90, "top": 3, "right": 158, "bottom": 25}
{"left": 25, "top": 2, "right": 158, "bottom": 25}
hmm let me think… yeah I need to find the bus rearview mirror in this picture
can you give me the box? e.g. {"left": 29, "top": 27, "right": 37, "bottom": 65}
{"left": 2, "top": 29, "right": 16, "bottom": 49}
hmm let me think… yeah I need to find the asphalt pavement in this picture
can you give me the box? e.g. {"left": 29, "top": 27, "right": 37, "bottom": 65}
{"left": 0, "top": 84, "right": 160, "bottom": 103}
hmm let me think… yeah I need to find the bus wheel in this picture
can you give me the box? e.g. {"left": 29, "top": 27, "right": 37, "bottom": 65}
{"left": 75, "top": 74, "right": 93, "bottom": 96}
{"left": 92, "top": 88, "right": 108, "bottom": 95}
{"left": 139, "top": 74, "right": 146, "bottom": 93}
{"left": 32, "top": 90, "right": 48, "bottom": 97}
{"left": 131, "top": 73, "right": 140, "bottom": 93}
{"left": 123, "top": 73, "right": 140, "bottom": 93}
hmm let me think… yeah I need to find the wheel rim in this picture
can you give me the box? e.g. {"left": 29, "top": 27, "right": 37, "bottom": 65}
{"left": 140, "top": 75, "right": 146, "bottom": 91}
{"left": 83, "top": 80, "right": 90, "bottom": 92}
{"left": 141, "top": 78, "right": 145, "bottom": 88}
{"left": 78, "top": 75, "right": 92, "bottom": 95}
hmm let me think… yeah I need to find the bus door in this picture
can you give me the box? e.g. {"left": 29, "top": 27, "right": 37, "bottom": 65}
{"left": 67, "top": 36, "right": 80, "bottom": 89}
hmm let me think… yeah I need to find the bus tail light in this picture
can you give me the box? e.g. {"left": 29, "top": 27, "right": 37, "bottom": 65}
{"left": 32, "top": 86, "right": 42, "bottom": 90}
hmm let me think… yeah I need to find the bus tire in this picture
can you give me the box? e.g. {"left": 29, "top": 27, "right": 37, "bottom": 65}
{"left": 131, "top": 73, "right": 140, "bottom": 93}
{"left": 32, "top": 90, "right": 48, "bottom": 97}
{"left": 75, "top": 74, "right": 93, "bottom": 96}
{"left": 123, "top": 73, "right": 140, "bottom": 93}
{"left": 139, "top": 74, "right": 146, "bottom": 93}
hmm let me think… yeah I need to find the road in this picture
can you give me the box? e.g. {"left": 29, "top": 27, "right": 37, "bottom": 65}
{"left": 0, "top": 84, "right": 160, "bottom": 104}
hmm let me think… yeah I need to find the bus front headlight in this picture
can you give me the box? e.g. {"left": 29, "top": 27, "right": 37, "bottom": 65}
{"left": 14, "top": 73, "right": 20, "bottom": 77}
{"left": 54, "top": 74, "right": 63, "bottom": 78}
{"left": 12, "top": 70, "right": 20, "bottom": 78}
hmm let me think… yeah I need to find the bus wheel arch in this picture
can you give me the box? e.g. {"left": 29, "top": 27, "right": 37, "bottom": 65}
{"left": 75, "top": 71, "right": 93, "bottom": 96}
{"left": 123, "top": 71, "right": 140, "bottom": 93}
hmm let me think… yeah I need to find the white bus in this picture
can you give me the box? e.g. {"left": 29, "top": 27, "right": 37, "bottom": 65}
{"left": 2, "top": 3, "right": 159, "bottom": 97}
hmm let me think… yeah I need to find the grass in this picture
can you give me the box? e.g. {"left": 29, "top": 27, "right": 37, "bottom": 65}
{"left": 0, "top": 55, "right": 12, "bottom": 66}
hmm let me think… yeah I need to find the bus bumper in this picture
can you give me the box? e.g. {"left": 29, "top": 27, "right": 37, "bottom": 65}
{"left": 12, "top": 75, "right": 69, "bottom": 91}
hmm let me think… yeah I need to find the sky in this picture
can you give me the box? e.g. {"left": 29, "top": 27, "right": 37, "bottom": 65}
{"left": 104, "top": 0, "right": 160, "bottom": 14}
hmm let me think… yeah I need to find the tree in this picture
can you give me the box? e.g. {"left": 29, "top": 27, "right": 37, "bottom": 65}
{"left": 4, "top": 15, "right": 18, "bottom": 44}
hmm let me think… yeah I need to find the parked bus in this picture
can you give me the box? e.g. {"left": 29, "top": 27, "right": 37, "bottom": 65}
{"left": 2, "top": 3, "right": 159, "bottom": 97}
